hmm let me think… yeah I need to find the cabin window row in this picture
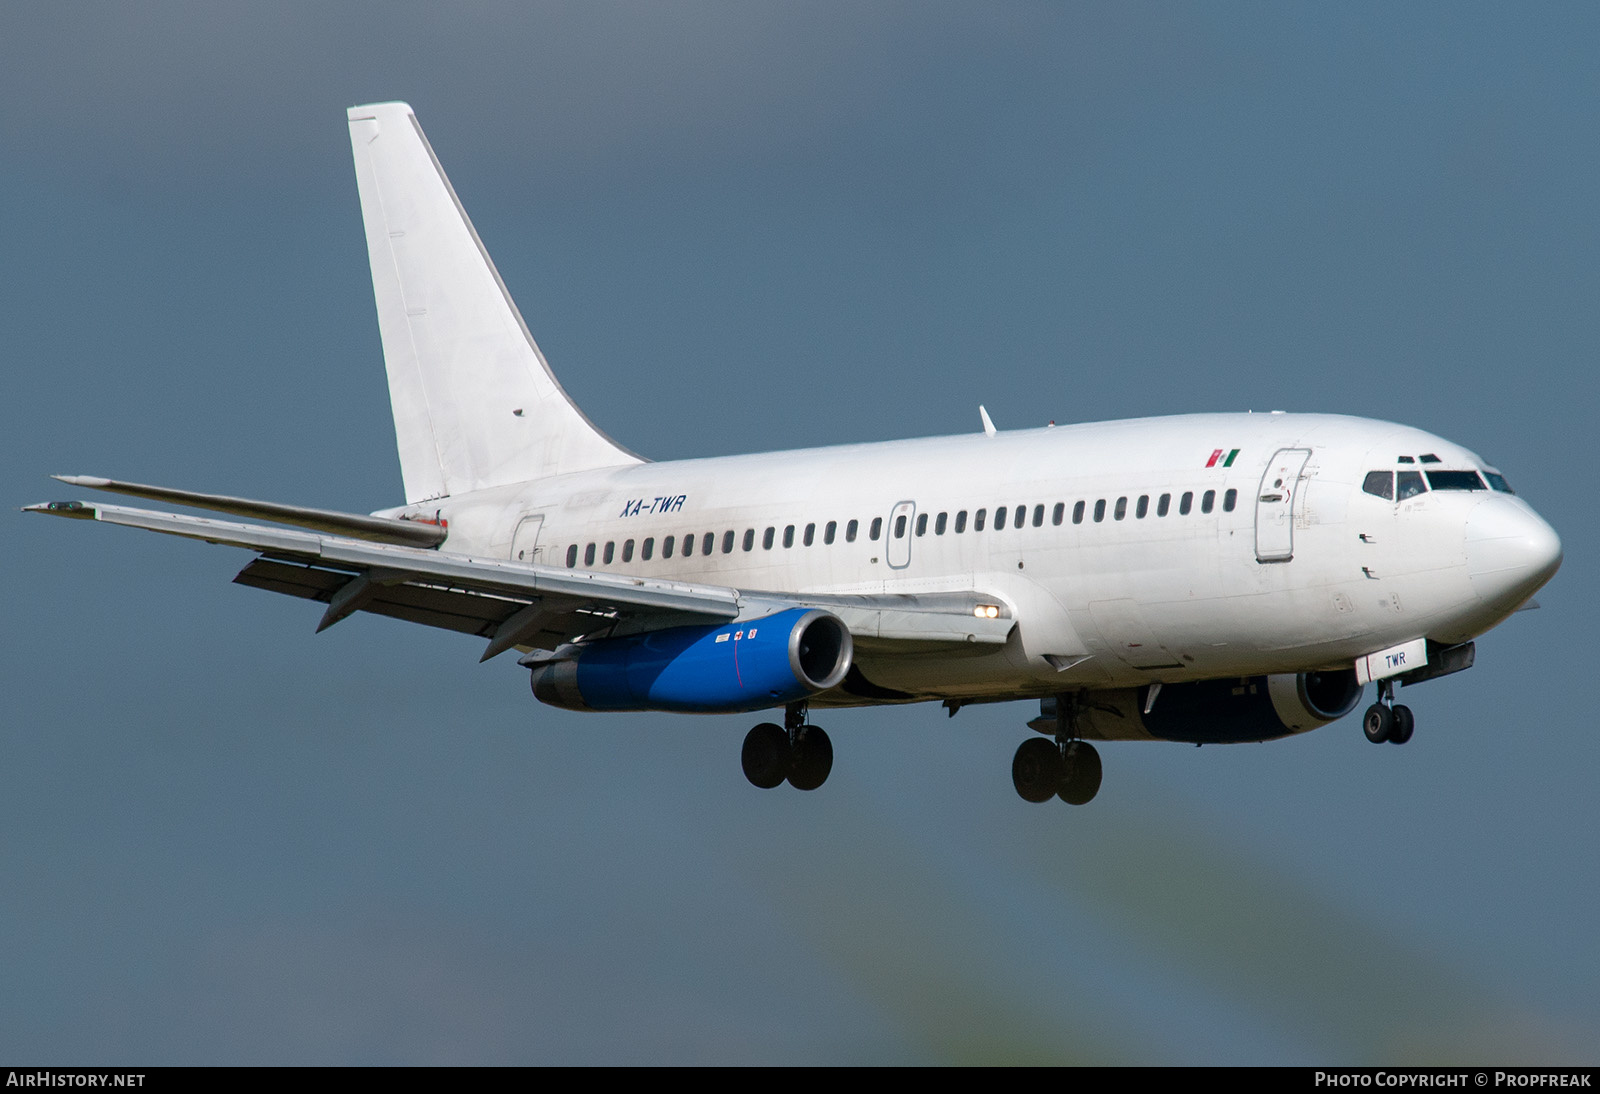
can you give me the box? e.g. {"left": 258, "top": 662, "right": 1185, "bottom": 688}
{"left": 563, "top": 488, "right": 1239, "bottom": 568}
{"left": 568, "top": 519, "right": 861, "bottom": 568}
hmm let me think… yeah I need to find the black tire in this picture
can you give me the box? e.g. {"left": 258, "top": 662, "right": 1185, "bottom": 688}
{"left": 1012, "top": 738, "right": 1064, "bottom": 803}
{"left": 741, "top": 722, "right": 791, "bottom": 789}
{"left": 788, "top": 725, "right": 834, "bottom": 791}
{"left": 1057, "top": 740, "right": 1103, "bottom": 806}
{"left": 1389, "top": 705, "right": 1414, "bottom": 745}
{"left": 1363, "top": 703, "right": 1393, "bottom": 744}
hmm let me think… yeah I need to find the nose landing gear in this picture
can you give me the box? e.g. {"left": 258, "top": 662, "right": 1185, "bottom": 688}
{"left": 741, "top": 702, "right": 833, "bottom": 790}
{"left": 1362, "top": 679, "right": 1414, "bottom": 745}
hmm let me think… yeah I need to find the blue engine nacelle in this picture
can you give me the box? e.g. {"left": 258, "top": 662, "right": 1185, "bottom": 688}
{"left": 529, "top": 607, "right": 854, "bottom": 714}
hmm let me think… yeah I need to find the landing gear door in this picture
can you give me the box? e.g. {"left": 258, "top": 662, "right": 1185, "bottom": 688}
{"left": 511, "top": 514, "right": 546, "bottom": 565}
{"left": 1254, "top": 448, "right": 1311, "bottom": 562}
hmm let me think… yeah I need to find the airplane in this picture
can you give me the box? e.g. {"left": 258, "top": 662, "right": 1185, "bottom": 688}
{"left": 27, "top": 102, "right": 1563, "bottom": 804}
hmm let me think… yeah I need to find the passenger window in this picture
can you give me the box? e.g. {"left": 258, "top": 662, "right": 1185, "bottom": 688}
{"left": 1094, "top": 499, "right": 1106, "bottom": 522}
{"left": 721, "top": 531, "right": 734, "bottom": 554}
{"left": 1073, "top": 501, "right": 1085, "bottom": 524}
{"left": 1015, "top": 504, "right": 1027, "bottom": 528}
{"left": 1114, "top": 497, "right": 1127, "bottom": 521}
{"left": 1032, "top": 504, "right": 1044, "bottom": 527}
{"left": 955, "top": 510, "right": 967, "bottom": 533}
{"left": 1201, "top": 490, "right": 1215, "bottom": 514}
{"left": 782, "top": 525, "right": 794, "bottom": 548}
{"left": 802, "top": 523, "right": 814, "bottom": 546}
{"left": 915, "top": 513, "right": 927, "bottom": 536}
{"left": 1136, "top": 495, "right": 1149, "bottom": 519}
{"left": 584, "top": 543, "right": 595, "bottom": 566}
{"left": 1180, "top": 491, "right": 1193, "bottom": 515}
{"left": 995, "top": 506, "right": 1007, "bottom": 531}
{"left": 604, "top": 541, "right": 615, "bottom": 564}
{"left": 567, "top": 544, "right": 578, "bottom": 567}
{"left": 1223, "top": 489, "right": 1237, "bottom": 512}
{"left": 894, "top": 515, "right": 907, "bottom": 538}
{"left": 622, "top": 539, "right": 635, "bottom": 563}
{"left": 641, "top": 538, "right": 653, "bottom": 562}
{"left": 824, "top": 520, "right": 837, "bottom": 544}
{"left": 846, "top": 520, "right": 858, "bottom": 543}
{"left": 663, "top": 535, "right": 675, "bottom": 559}
{"left": 1052, "top": 502, "right": 1064, "bottom": 526}
{"left": 1363, "top": 472, "right": 1394, "bottom": 500}
{"left": 762, "top": 527, "right": 775, "bottom": 550}
{"left": 1157, "top": 493, "right": 1171, "bottom": 517}
{"left": 935, "top": 512, "right": 947, "bottom": 535}
{"left": 975, "top": 508, "right": 987, "bottom": 531}
{"left": 1397, "top": 471, "right": 1427, "bottom": 500}
{"left": 744, "top": 529, "right": 756, "bottom": 551}
{"left": 870, "top": 517, "right": 883, "bottom": 541}
{"left": 1426, "top": 470, "right": 1486, "bottom": 491}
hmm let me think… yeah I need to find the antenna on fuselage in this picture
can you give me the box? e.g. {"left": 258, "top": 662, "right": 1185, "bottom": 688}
{"left": 979, "top": 406, "right": 997, "bottom": 437}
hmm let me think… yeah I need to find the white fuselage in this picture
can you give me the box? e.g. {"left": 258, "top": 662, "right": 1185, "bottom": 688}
{"left": 391, "top": 411, "right": 1559, "bottom": 705}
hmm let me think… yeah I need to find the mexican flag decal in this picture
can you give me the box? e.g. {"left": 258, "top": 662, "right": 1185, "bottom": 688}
{"left": 1206, "top": 448, "right": 1240, "bottom": 468}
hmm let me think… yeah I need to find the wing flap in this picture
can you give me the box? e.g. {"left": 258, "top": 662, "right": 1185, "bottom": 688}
{"left": 772, "top": 591, "right": 1016, "bottom": 646}
{"left": 233, "top": 557, "right": 612, "bottom": 646}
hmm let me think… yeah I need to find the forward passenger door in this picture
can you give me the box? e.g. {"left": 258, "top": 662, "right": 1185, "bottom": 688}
{"left": 1255, "top": 449, "right": 1312, "bottom": 562}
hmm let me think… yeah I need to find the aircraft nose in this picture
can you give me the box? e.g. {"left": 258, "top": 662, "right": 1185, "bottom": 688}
{"left": 1465, "top": 497, "right": 1562, "bottom": 612}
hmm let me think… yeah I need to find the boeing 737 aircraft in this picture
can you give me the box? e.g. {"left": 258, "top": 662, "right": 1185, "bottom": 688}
{"left": 28, "top": 103, "right": 1563, "bottom": 804}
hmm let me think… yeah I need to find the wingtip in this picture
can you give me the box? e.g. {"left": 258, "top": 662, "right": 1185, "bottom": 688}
{"left": 24, "top": 501, "right": 96, "bottom": 519}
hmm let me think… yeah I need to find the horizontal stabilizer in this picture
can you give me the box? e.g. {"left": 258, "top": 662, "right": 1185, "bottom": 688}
{"left": 50, "top": 475, "right": 447, "bottom": 547}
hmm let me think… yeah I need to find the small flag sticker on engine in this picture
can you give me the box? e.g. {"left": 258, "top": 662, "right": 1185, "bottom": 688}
{"left": 1206, "top": 448, "right": 1240, "bottom": 468}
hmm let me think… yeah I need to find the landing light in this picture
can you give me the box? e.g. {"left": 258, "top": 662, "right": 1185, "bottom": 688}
{"left": 974, "top": 604, "right": 1001, "bottom": 619}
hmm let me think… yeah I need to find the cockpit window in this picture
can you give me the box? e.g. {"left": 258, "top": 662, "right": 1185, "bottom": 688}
{"left": 1397, "top": 456, "right": 1415, "bottom": 464}
{"left": 1419, "top": 453, "right": 1441, "bottom": 464}
{"left": 1397, "top": 470, "right": 1427, "bottom": 500}
{"left": 1425, "top": 470, "right": 1486, "bottom": 491}
{"left": 1484, "top": 471, "right": 1514, "bottom": 494}
{"left": 1363, "top": 471, "right": 1394, "bottom": 500}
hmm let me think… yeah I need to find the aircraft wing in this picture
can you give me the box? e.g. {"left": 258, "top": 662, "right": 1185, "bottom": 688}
{"left": 25, "top": 500, "right": 1013, "bottom": 659}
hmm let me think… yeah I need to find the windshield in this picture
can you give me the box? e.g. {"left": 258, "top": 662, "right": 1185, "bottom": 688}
{"left": 1484, "top": 471, "right": 1514, "bottom": 494}
{"left": 1425, "top": 470, "right": 1486, "bottom": 491}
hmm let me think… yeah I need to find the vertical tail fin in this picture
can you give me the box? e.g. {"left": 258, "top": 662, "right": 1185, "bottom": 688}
{"left": 347, "top": 102, "right": 641, "bottom": 503}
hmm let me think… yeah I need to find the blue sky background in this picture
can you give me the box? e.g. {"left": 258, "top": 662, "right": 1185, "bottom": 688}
{"left": 3, "top": 2, "right": 1596, "bottom": 1064}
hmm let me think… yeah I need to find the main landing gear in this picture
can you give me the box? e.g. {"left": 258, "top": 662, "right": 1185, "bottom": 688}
{"left": 1013, "top": 738, "right": 1102, "bottom": 805}
{"left": 1013, "top": 694, "right": 1102, "bottom": 805}
{"left": 742, "top": 702, "right": 833, "bottom": 791}
{"left": 1362, "top": 678, "right": 1415, "bottom": 745}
